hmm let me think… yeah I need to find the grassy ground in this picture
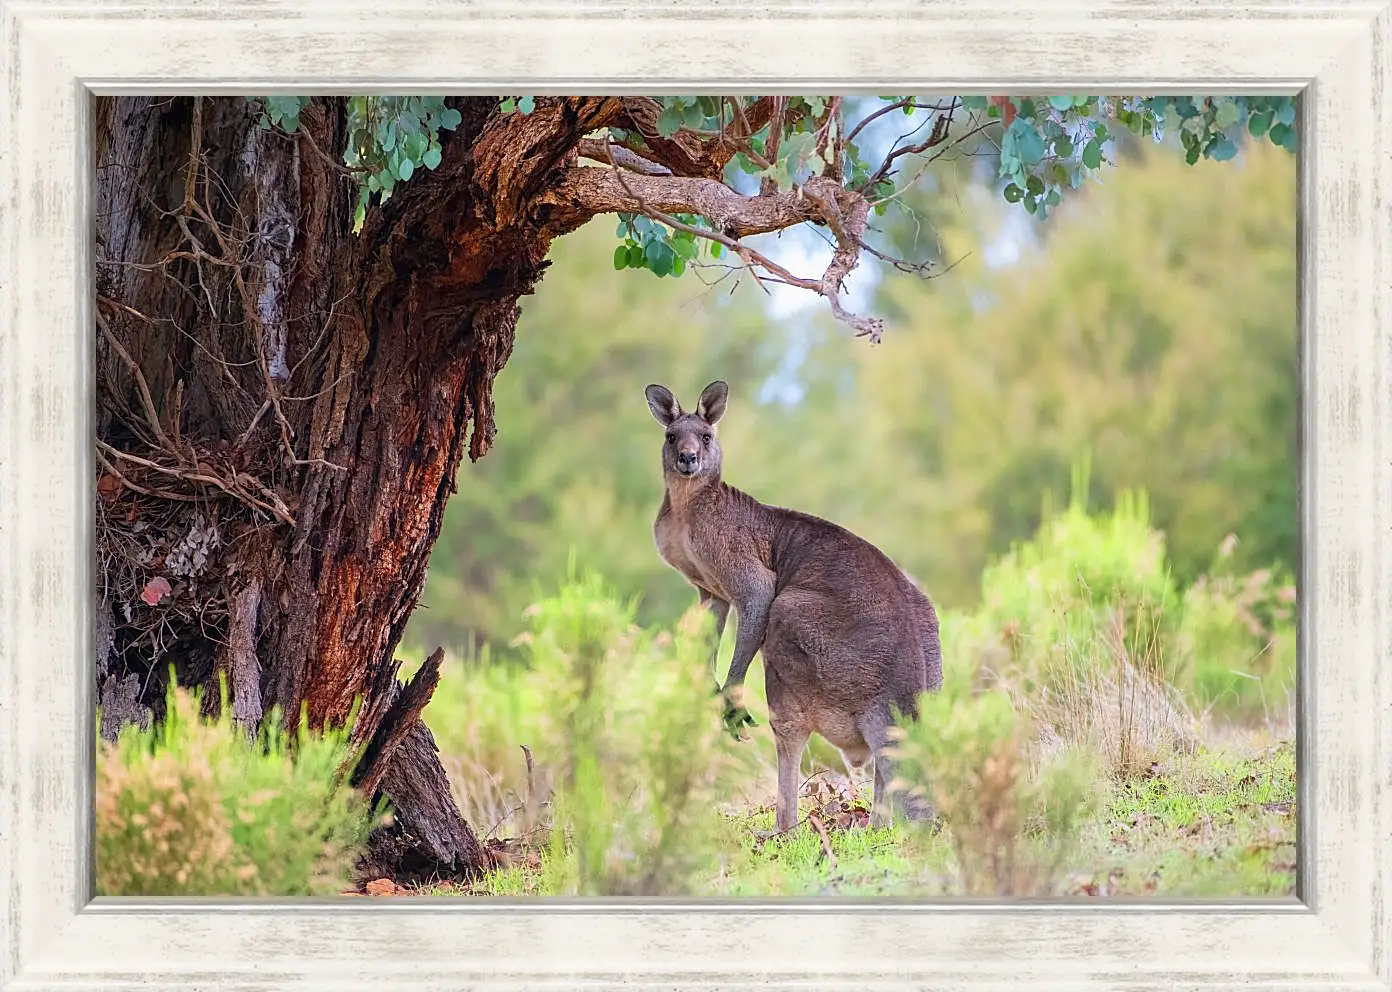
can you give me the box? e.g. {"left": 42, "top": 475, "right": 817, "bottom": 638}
{"left": 97, "top": 498, "right": 1297, "bottom": 901}
{"left": 392, "top": 729, "right": 1295, "bottom": 900}
{"left": 378, "top": 506, "right": 1299, "bottom": 901}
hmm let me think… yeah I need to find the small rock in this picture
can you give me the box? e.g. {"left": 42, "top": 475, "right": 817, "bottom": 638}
{"left": 365, "top": 878, "right": 395, "bottom": 896}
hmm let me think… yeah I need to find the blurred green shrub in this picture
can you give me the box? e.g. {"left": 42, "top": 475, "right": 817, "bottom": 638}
{"left": 887, "top": 688, "right": 1101, "bottom": 896}
{"left": 96, "top": 681, "right": 374, "bottom": 897}
{"left": 439, "top": 563, "right": 753, "bottom": 895}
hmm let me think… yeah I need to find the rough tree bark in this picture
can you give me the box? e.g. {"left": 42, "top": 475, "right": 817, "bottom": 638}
{"left": 94, "top": 95, "right": 623, "bottom": 883}
{"left": 93, "top": 93, "right": 887, "bottom": 886}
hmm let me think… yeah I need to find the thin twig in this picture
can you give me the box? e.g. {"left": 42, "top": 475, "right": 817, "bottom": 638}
{"left": 807, "top": 811, "right": 838, "bottom": 868}
{"left": 845, "top": 97, "right": 960, "bottom": 145}
{"left": 98, "top": 440, "right": 295, "bottom": 526}
{"left": 96, "top": 309, "right": 173, "bottom": 451}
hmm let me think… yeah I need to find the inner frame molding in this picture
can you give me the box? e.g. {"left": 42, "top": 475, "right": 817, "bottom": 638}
{"left": 1, "top": 1, "right": 1388, "bottom": 989}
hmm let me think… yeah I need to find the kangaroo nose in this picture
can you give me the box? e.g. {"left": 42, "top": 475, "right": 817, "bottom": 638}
{"left": 677, "top": 451, "right": 698, "bottom": 472}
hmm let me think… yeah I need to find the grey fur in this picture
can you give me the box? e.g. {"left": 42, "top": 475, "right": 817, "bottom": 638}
{"left": 645, "top": 380, "right": 943, "bottom": 832}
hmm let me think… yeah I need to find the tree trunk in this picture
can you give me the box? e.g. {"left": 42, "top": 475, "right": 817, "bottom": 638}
{"left": 93, "top": 95, "right": 619, "bottom": 883}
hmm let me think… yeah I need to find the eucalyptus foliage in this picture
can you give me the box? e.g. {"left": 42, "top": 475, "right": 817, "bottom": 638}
{"left": 253, "top": 93, "right": 1297, "bottom": 271}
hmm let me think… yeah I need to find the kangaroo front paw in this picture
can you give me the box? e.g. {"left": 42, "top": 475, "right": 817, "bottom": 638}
{"left": 720, "top": 684, "right": 757, "bottom": 739}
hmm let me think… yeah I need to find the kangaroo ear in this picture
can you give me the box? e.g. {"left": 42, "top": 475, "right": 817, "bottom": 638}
{"left": 696, "top": 380, "right": 728, "bottom": 425}
{"left": 644, "top": 384, "right": 682, "bottom": 426}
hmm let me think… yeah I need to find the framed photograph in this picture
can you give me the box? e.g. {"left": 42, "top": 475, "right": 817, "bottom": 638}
{"left": 2, "top": 0, "right": 1389, "bottom": 988}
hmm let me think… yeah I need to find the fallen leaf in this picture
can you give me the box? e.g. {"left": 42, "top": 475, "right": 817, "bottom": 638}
{"left": 365, "top": 878, "right": 395, "bottom": 897}
{"left": 140, "top": 576, "right": 172, "bottom": 606}
{"left": 97, "top": 474, "right": 122, "bottom": 501}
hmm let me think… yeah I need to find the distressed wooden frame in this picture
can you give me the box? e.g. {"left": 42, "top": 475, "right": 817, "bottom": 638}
{"left": 2, "top": 1, "right": 1389, "bottom": 989}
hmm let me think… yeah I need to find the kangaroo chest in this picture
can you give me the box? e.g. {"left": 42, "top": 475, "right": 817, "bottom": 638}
{"left": 654, "top": 505, "right": 731, "bottom": 600}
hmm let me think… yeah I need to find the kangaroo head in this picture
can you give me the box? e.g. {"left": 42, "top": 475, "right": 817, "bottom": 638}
{"left": 644, "top": 380, "right": 728, "bottom": 483}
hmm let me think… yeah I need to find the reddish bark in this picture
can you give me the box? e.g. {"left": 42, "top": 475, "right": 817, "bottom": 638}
{"left": 94, "top": 95, "right": 620, "bottom": 881}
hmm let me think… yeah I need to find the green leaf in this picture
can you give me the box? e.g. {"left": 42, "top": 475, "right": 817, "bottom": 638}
{"left": 1269, "top": 122, "right": 1296, "bottom": 150}
{"left": 1003, "top": 182, "right": 1025, "bottom": 203}
{"left": 1045, "top": 189, "right": 1062, "bottom": 207}
{"left": 1025, "top": 174, "right": 1045, "bottom": 196}
{"left": 1082, "top": 137, "right": 1103, "bottom": 170}
{"left": 672, "top": 234, "right": 699, "bottom": 260}
{"left": 1214, "top": 101, "right": 1241, "bottom": 129}
{"left": 1053, "top": 134, "right": 1073, "bottom": 158}
{"left": 613, "top": 245, "right": 629, "bottom": 270}
{"left": 682, "top": 101, "right": 705, "bottom": 129}
{"left": 1002, "top": 119, "right": 1046, "bottom": 169}
{"left": 352, "top": 192, "right": 367, "bottom": 233}
{"left": 422, "top": 145, "right": 442, "bottom": 170}
{"left": 959, "top": 96, "right": 989, "bottom": 110}
{"left": 628, "top": 243, "right": 645, "bottom": 268}
{"left": 1248, "top": 111, "right": 1272, "bottom": 138}
{"left": 650, "top": 244, "right": 674, "bottom": 277}
{"left": 517, "top": 95, "right": 535, "bottom": 115}
{"left": 710, "top": 242, "right": 723, "bottom": 259}
{"left": 1208, "top": 136, "right": 1238, "bottom": 162}
{"left": 1047, "top": 95, "right": 1075, "bottom": 111}
{"left": 499, "top": 98, "right": 517, "bottom": 114}
{"left": 397, "top": 157, "right": 415, "bottom": 182}
{"left": 439, "top": 107, "right": 462, "bottom": 129}
{"left": 656, "top": 106, "right": 682, "bottom": 137}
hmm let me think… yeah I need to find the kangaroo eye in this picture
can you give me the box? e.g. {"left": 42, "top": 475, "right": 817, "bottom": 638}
{"left": 665, "top": 433, "right": 676, "bottom": 444}
{"left": 702, "top": 434, "right": 712, "bottom": 444}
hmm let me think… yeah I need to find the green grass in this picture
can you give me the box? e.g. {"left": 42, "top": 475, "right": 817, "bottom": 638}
{"left": 415, "top": 738, "right": 1294, "bottom": 900}
{"left": 1086, "top": 740, "right": 1296, "bottom": 897}
{"left": 93, "top": 482, "right": 1298, "bottom": 901}
{"left": 406, "top": 489, "right": 1302, "bottom": 896}
{"left": 404, "top": 488, "right": 1299, "bottom": 899}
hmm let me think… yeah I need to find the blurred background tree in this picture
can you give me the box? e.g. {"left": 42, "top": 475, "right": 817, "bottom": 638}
{"left": 407, "top": 136, "right": 1295, "bottom": 657}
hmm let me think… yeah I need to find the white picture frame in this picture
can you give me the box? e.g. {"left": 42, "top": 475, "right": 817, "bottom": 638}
{"left": 2, "top": 1, "right": 1389, "bottom": 988}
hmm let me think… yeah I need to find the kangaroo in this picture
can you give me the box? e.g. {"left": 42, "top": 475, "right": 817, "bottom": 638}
{"left": 644, "top": 379, "right": 943, "bottom": 833}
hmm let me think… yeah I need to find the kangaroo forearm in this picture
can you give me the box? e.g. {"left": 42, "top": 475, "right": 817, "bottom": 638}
{"left": 724, "top": 610, "right": 767, "bottom": 687}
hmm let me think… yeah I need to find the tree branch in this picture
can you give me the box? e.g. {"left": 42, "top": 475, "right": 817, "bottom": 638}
{"left": 862, "top": 111, "right": 956, "bottom": 191}
{"left": 545, "top": 155, "right": 885, "bottom": 342}
{"left": 576, "top": 138, "right": 671, "bottom": 176}
{"left": 539, "top": 166, "right": 817, "bottom": 240}
{"left": 611, "top": 97, "right": 776, "bottom": 179}
{"left": 845, "top": 97, "right": 960, "bottom": 145}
